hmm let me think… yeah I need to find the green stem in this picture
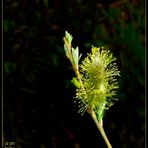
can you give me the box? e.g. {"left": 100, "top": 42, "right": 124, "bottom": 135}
{"left": 90, "top": 110, "right": 112, "bottom": 148}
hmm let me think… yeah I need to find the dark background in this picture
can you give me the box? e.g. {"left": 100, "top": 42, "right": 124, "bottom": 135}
{"left": 3, "top": 0, "right": 145, "bottom": 148}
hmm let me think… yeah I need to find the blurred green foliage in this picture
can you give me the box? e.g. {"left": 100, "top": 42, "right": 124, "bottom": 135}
{"left": 3, "top": 0, "right": 145, "bottom": 148}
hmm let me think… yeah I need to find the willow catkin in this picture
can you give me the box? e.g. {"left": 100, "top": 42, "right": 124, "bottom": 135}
{"left": 75, "top": 47, "right": 120, "bottom": 121}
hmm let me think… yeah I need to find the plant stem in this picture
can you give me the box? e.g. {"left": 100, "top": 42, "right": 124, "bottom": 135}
{"left": 90, "top": 110, "right": 112, "bottom": 148}
{"left": 74, "top": 68, "right": 84, "bottom": 89}
{"left": 74, "top": 67, "right": 112, "bottom": 148}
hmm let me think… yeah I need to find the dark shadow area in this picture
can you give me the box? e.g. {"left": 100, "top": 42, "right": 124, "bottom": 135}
{"left": 3, "top": 0, "right": 145, "bottom": 147}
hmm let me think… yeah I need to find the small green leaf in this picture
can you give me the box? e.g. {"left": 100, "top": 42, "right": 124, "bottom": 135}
{"left": 96, "top": 101, "right": 106, "bottom": 121}
{"left": 65, "top": 31, "right": 73, "bottom": 45}
{"left": 71, "top": 77, "right": 81, "bottom": 88}
{"left": 71, "top": 47, "right": 79, "bottom": 66}
{"left": 64, "top": 44, "right": 69, "bottom": 58}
